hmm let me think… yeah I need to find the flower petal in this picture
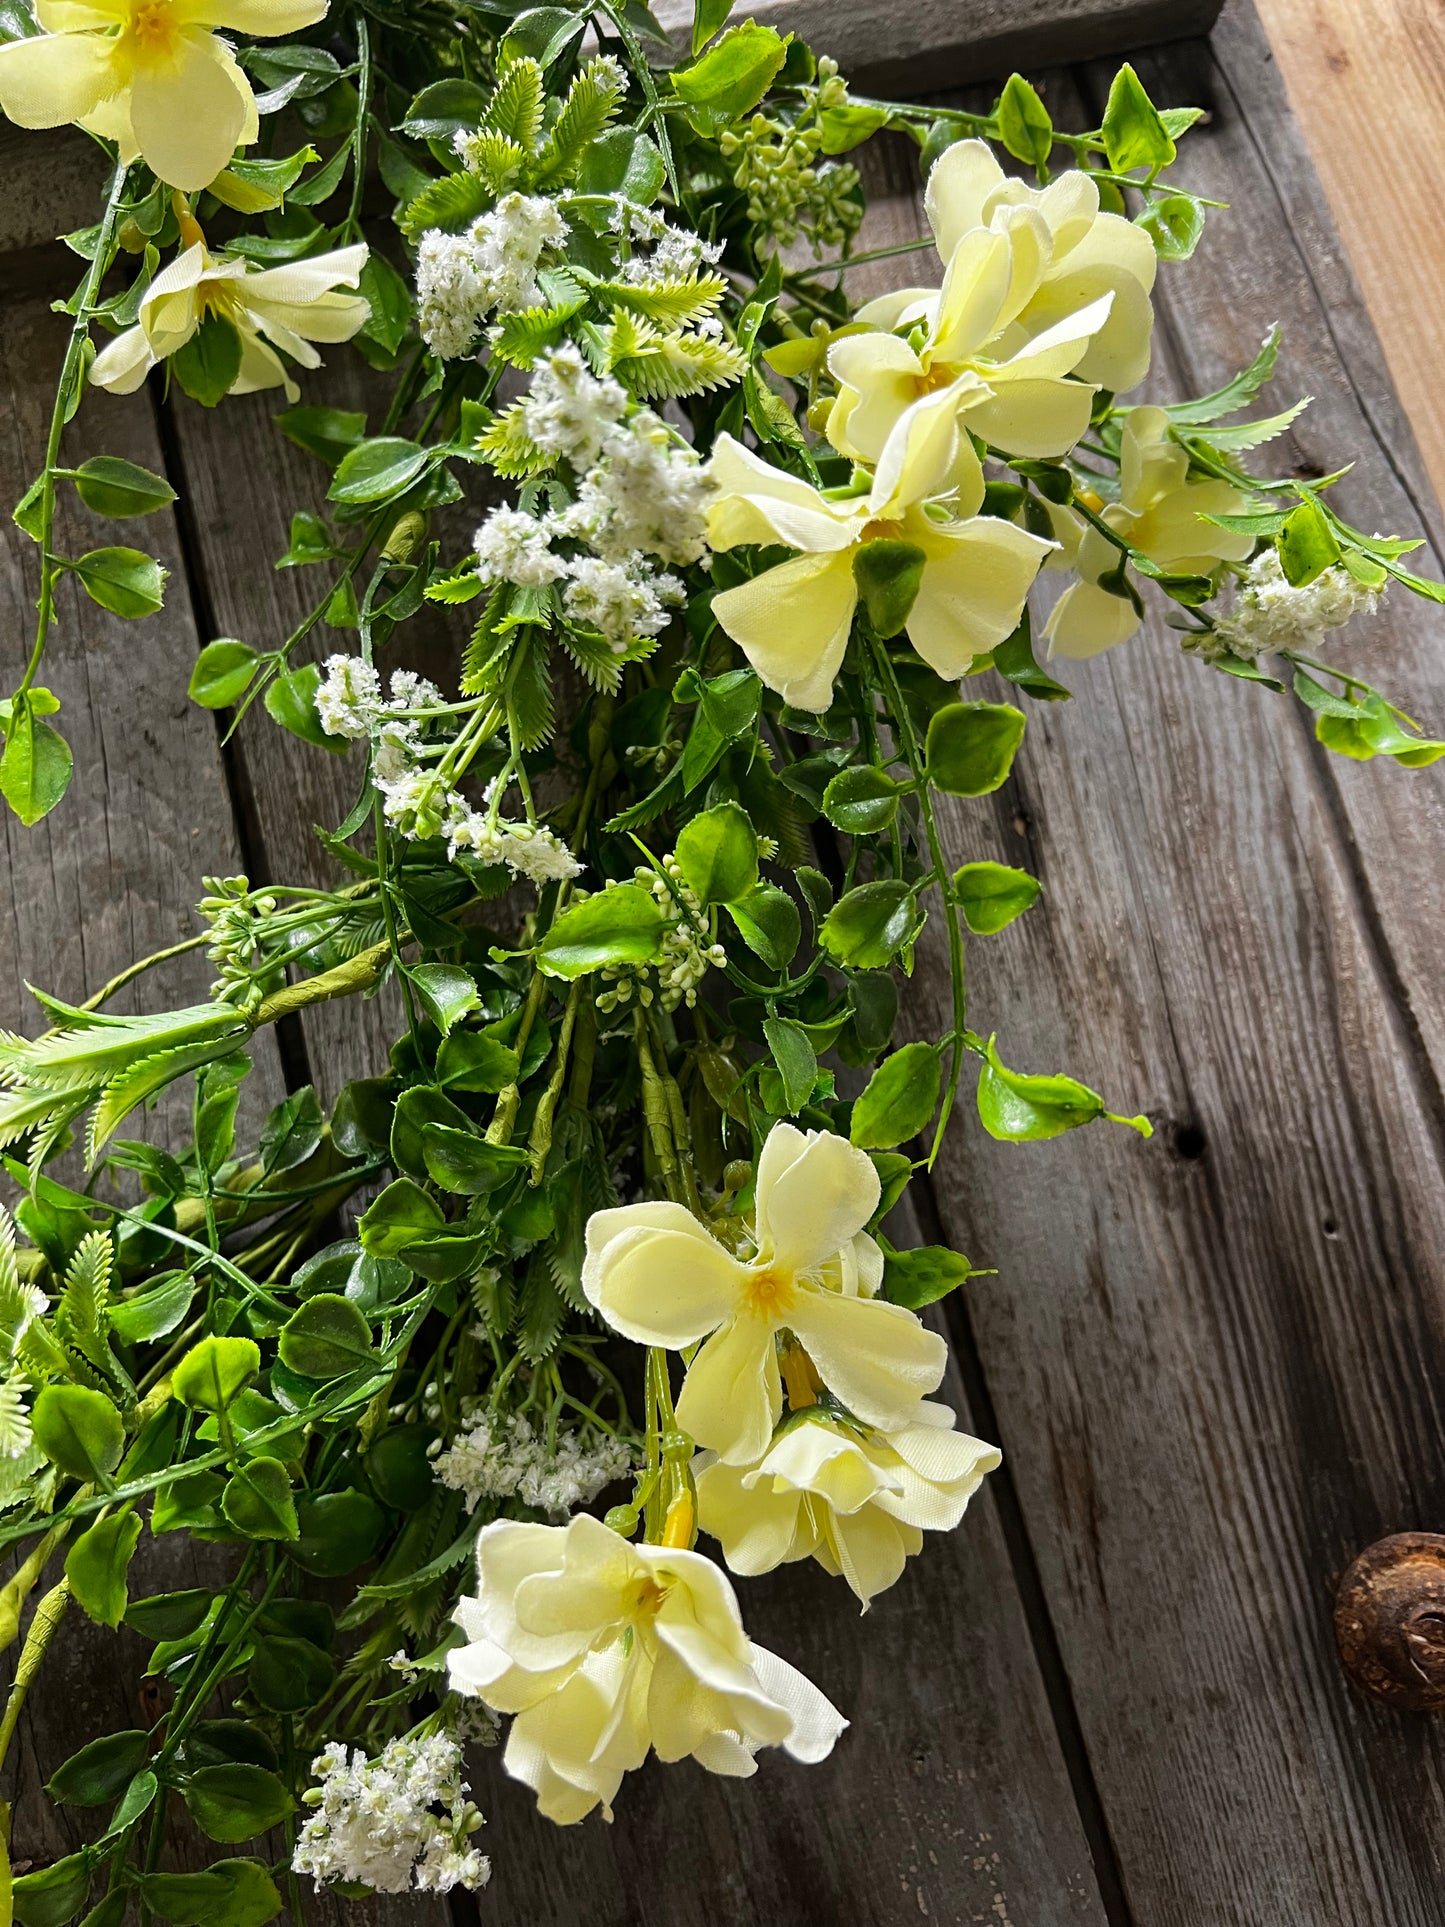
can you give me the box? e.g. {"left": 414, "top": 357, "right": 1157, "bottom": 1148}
{"left": 924, "top": 138, "right": 1005, "bottom": 260}
{"left": 1043, "top": 580, "right": 1142, "bottom": 660}
{"left": 829, "top": 1503, "right": 913, "bottom": 1604}
{"left": 711, "top": 549, "right": 858, "bottom": 713}
{"left": 868, "top": 372, "right": 986, "bottom": 518}
{"left": 964, "top": 375, "right": 1096, "bottom": 461}
{"left": 786, "top": 1289, "right": 947, "bottom": 1429}
{"left": 904, "top": 515, "right": 1052, "bottom": 678}
{"left": 181, "top": 0, "right": 327, "bottom": 30}
{"left": 0, "top": 28, "right": 115, "bottom": 128}
{"left": 675, "top": 1315, "right": 781, "bottom": 1465}
{"left": 89, "top": 324, "right": 155, "bottom": 395}
{"left": 705, "top": 431, "right": 857, "bottom": 553}
{"left": 1030, "top": 259, "right": 1155, "bottom": 394}
{"left": 237, "top": 241, "right": 368, "bottom": 305}
{"left": 993, "top": 291, "right": 1115, "bottom": 382}
{"left": 582, "top": 1205, "right": 742, "bottom": 1346}
{"left": 695, "top": 1454, "right": 807, "bottom": 1575}
{"left": 825, "top": 332, "right": 923, "bottom": 464}
{"left": 928, "top": 226, "right": 1012, "bottom": 366}
{"left": 754, "top": 1124, "right": 880, "bottom": 1276}
{"left": 128, "top": 29, "right": 250, "bottom": 190}
{"left": 747, "top": 1643, "right": 847, "bottom": 1763}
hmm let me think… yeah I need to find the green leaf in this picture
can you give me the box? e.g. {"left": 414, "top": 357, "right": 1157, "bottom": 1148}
{"left": 275, "top": 405, "right": 367, "bottom": 468}
{"left": 953, "top": 860, "right": 1041, "bottom": 935}
{"left": 1278, "top": 499, "right": 1340, "bottom": 587}
{"left": 1315, "top": 694, "right": 1445, "bottom": 767}
{"left": 883, "top": 1244, "right": 977, "bottom": 1310}
{"left": 818, "top": 100, "right": 888, "bottom": 154}
{"left": 822, "top": 764, "right": 900, "bottom": 834}
{"left": 408, "top": 963, "right": 479, "bottom": 1034}
{"left": 288, "top": 1488, "right": 385, "bottom": 1577}
{"left": 976, "top": 1034, "right": 1152, "bottom": 1142}
{"left": 69, "top": 456, "right": 176, "bottom": 519}
{"left": 259, "top": 1086, "right": 323, "bottom": 1173}
{"left": 47, "top": 1729, "right": 149, "bottom": 1806}
{"left": 12, "top": 1852, "right": 91, "bottom": 1927}
{"left": 422, "top": 1125, "right": 528, "bottom": 1196}
{"left": 172, "top": 1336, "right": 260, "bottom": 1413}
{"left": 997, "top": 73, "right": 1053, "bottom": 166}
{"left": 171, "top": 313, "right": 243, "bottom": 406}
{"left": 436, "top": 1028, "right": 519, "bottom": 1092}
{"left": 71, "top": 546, "right": 166, "bottom": 619}
{"left": 32, "top": 1384, "right": 123, "bottom": 1482}
{"left": 762, "top": 1017, "right": 815, "bottom": 1115}
{"left": 247, "top": 1633, "right": 335, "bottom": 1713}
{"left": 1136, "top": 193, "right": 1206, "bottom": 261}
{"left": 355, "top": 252, "right": 412, "bottom": 359}
{"left": 278, "top": 1295, "right": 373, "bottom": 1380}
{"left": 357, "top": 1177, "right": 446, "bottom": 1258}
{"left": 188, "top": 641, "right": 260, "bottom": 710}
{"left": 851, "top": 1042, "right": 941, "bottom": 1149}
{"left": 577, "top": 126, "right": 665, "bottom": 204}
{"left": 725, "top": 880, "right": 800, "bottom": 970}
{"left": 365, "top": 1423, "right": 437, "bottom": 1511}
{"left": 133, "top": 1860, "right": 281, "bottom": 1927}
{"left": 399, "top": 76, "right": 491, "bottom": 141}
{"left": 927, "top": 700, "right": 1026, "bottom": 796}
{"left": 183, "top": 1765, "right": 294, "bottom": 1843}
{"left": 1101, "top": 63, "right": 1176, "bottom": 173}
{"left": 502, "top": 5, "right": 586, "bottom": 67}
{"left": 208, "top": 146, "right": 316, "bottom": 213}
{"left": 853, "top": 539, "right": 925, "bottom": 638}
{"left": 672, "top": 21, "right": 789, "bottom": 133}
{"left": 264, "top": 662, "right": 346, "bottom": 754}
{"left": 992, "top": 612, "right": 1070, "bottom": 702}
{"left": 692, "top": 0, "right": 734, "bottom": 53}
{"left": 328, "top": 437, "right": 428, "bottom": 506}
{"left": 65, "top": 1509, "right": 141, "bottom": 1627}
{"left": 1166, "top": 326, "right": 1281, "bottom": 426}
{"left": 110, "top": 1270, "right": 197, "bottom": 1343}
{"left": 536, "top": 883, "right": 665, "bottom": 978}
{"left": 221, "top": 1458, "right": 298, "bottom": 1541}
{"left": 124, "top": 1589, "right": 214, "bottom": 1642}
{"left": 674, "top": 801, "right": 758, "bottom": 907}
{"left": 0, "top": 693, "right": 72, "bottom": 824}
{"left": 819, "top": 880, "right": 915, "bottom": 970}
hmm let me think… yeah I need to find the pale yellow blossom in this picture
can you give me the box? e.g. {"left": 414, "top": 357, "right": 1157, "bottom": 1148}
{"left": 0, "top": 0, "right": 326, "bottom": 191}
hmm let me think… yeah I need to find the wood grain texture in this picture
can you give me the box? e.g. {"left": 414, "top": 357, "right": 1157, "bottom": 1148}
{"left": 1253, "top": 0, "right": 1445, "bottom": 512}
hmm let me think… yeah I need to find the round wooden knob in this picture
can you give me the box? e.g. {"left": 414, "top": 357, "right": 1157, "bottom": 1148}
{"left": 1334, "top": 1532, "right": 1445, "bottom": 1711}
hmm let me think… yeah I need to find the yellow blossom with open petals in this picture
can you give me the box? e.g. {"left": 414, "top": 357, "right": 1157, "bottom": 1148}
{"left": 696, "top": 1403, "right": 1000, "bottom": 1606}
{"left": 1045, "top": 405, "right": 1253, "bottom": 659}
{"left": 448, "top": 1513, "right": 846, "bottom": 1823}
{"left": 704, "top": 384, "right": 1053, "bottom": 711}
{"left": 90, "top": 239, "right": 370, "bottom": 403}
{"left": 0, "top": 0, "right": 327, "bottom": 191}
{"left": 582, "top": 1123, "right": 949, "bottom": 1466}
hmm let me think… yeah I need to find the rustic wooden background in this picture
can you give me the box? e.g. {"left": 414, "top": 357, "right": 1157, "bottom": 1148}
{"left": 4, "top": 1, "right": 1445, "bottom": 1921}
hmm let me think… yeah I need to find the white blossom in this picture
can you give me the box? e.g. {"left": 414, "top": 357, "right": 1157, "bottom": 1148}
{"left": 415, "top": 230, "right": 490, "bottom": 361}
{"left": 473, "top": 505, "right": 567, "bottom": 588}
{"left": 1208, "top": 547, "right": 1384, "bottom": 659}
{"left": 519, "top": 345, "right": 627, "bottom": 468}
{"left": 563, "top": 556, "right": 683, "bottom": 648}
{"left": 293, "top": 1734, "right": 488, "bottom": 1896}
{"left": 316, "top": 655, "right": 383, "bottom": 740}
{"left": 445, "top": 804, "right": 584, "bottom": 884}
{"left": 563, "top": 412, "right": 711, "bottom": 567}
{"left": 619, "top": 222, "right": 723, "bottom": 286}
{"left": 388, "top": 669, "right": 444, "bottom": 712}
{"left": 432, "top": 1409, "right": 633, "bottom": 1519}
{"left": 416, "top": 195, "right": 569, "bottom": 359}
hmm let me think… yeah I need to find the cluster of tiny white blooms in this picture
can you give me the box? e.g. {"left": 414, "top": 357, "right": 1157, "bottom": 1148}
{"left": 618, "top": 221, "right": 724, "bottom": 287}
{"left": 446, "top": 799, "right": 582, "bottom": 883}
{"left": 520, "top": 345, "right": 627, "bottom": 468}
{"left": 431, "top": 1410, "right": 633, "bottom": 1519}
{"left": 293, "top": 1735, "right": 488, "bottom": 1897}
{"left": 416, "top": 195, "right": 569, "bottom": 359}
{"left": 595, "top": 859, "right": 727, "bottom": 1015}
{"left": 1205, "top": 548, "right": 1384, "bottom": 660}
{"left": 316, "top": 654, "right": 383, "bottom": 739}
{"left": 562, "top": 411, "right": 711, "bottom": 567}
{"left": 197, "top": 873, "right": 278, "bottom": 1011}
{"left": 473, "top": 505, "right": 567, "bottom": 588}
{"left": 562, "top": 556, "right": 685, "bottom": 649}
{"left": 390, "top": 669, "right": 444, "bottom": 711}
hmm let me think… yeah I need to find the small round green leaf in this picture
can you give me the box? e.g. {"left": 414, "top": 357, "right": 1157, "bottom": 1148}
{"left": 70, "top": 456, "right": 176, "bottom": 519}
{"left": 822, "top": 764, "right": 901, "bottom": 835}
{"left": 71, "top": 547, "right": 167, "bottom": 619}
{"left": 365, "top": 1423, "right": 437, "bottom": 1510}
{"left": 357, "top": 1176, "right": 447, "bottom": 1258}
{"left": 183, "top": 638, "right": 254, "bottom": 713}
{"left": 925, "top": 701, "right": 1027, "bottom": 797}
{"left": 536, "top": 883, "right": 665, "bottom": 979}
{"left": 221, "top": 1458, "right": 299, "bottom": 1540}
{"left": 277, "top": 1294, "right": 374, "bottom": 1380}
{"left": 172, "top": 1336, "right": 261, "bottom": 1414}
{"left": 124, "top": 1588, "right": 215, "bottom": 1642}
{"left": 287, "top": 1489, "right": 386, "bottom": 1576}
{"left": 953, "top": 860, "right": 1041, "bottom": 935}
{"left": 32, "top": 1384, "right": 124, "bottom": 1483}
{"left": 674, "top": 802, "right": 759, "bottom": 907}
{"left": 725, "top": 881, "right": 800, "bottom": 970}
{"left": 46, "top": 1730, "right": 149, "bottom": 1807}
{"left": 247, "top": 1634, "right": 335, "bottom": 1714}
{"left": 65, "top": 1509, "right": 142, "bottom": 1628}
{"left": 850, "top": 1042, "right": 942, "bottom": 1150}
{"left": 328, "top": 436, "right": 429, "bottom": 505}
{"left": 819, "top": 881, "right": 915, "bottom": 971}
{"left": 132, "top": 1860, "right": 282, "bottom": 1927}
{"left": 182, "top": 1764, "right": 294, "bottom": 1843}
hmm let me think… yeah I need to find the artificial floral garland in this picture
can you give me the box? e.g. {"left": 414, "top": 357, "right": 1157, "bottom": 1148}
{"left": 0, "top": 0, "right": 1440, "bottom": 1914}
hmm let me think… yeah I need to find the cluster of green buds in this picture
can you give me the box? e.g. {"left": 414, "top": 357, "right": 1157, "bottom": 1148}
{"left": 595, "top": 859, "right": 729, "bottom": 1017}
{"left": 719, "top": 57, "right": 863, "bottom": 251}
{"left": 197, "top": 874, "right": 278, "bottom": 1015}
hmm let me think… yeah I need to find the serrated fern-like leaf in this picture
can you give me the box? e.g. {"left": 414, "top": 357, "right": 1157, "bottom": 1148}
{"left": 87, "top": 1035, "right": 242, "bottom": 1163}
{"left": 461, "top": 587, "right": 509, "bottom": 696}
{"left": 0, "top": 1208, "right": 46, "bottom": 1371}
{"left": 0, "top": 1083, "right": 85, "bottom": 1153}
{"left": 485, "top": 55, "right": 545, "bottom": 153}
{"left": 517, "top": 1257, "right": 565, "bottom": 1362}
{"left": 2, "top": 1005, "right": 242, "bottom": 1096}
{"left": 400, "top": 171, "right": 489, "bottom": 241}
{"left": 0, "top": 1442, "right": 45, "bottom": 1506}
{"left": 508, "top": 635, "right": 555, "bottom": 750}
{"left": 558, "top": 627, "right": 660, "bottom": 696}
{"left": 0, "top": 1377, "right": 33, "bottom": 1460}
{"left": 490, "top": 298, "right": 587, "bottom": 369}
{"left": 590, "top": 274, "right": 726, "bottom": 327}
{"left": 1186, "top": 398, "right": 1310, "bottom": 452}
{"left": 532, "top": 58, "right": 627, "bottom": 189}
{"left": 1165, "top": 324, "right": 1281, "bottom": 425}
{"left": 471, "top": 400, "right": 553, "bottom": 479}
{"left": 455, "top": 131, "right": 527, "bottom": 198}
{"left": 609, "top": 321, "right": 747, "bottom": 401}
{"left": 56, "top": 1231, "right": 110, "bottom": 1351}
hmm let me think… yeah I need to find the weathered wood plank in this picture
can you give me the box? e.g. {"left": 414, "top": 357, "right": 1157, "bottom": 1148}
{"left": 848, "top": 15, "right": 1445, "bottom": 1923}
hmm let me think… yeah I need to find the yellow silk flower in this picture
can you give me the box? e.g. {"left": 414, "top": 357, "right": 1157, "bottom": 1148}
{"left": 90, "top": 239, "right": 370, "bottom": 402}
{"left": 704, "top": 386, "right": 1053, "bottom": 711}
{"left": 448, "top": 1513, "right": 846, "bottom": 1823}
{"left": 0, "top": 0, "right": 327, "bottom": 191}
{"left": 1045, "top": 405, "right": 1253, "bottom": 659}
{"left": 858, "top": 136, "right": 1157, "bottom": 397}
{"left": 582, "top": 1122, "right": 948, "bottom": 1467}
{"left": 826, "top": 221, "right": 1115, "bottom": 466}
{"left": 696, "top": 1403, "right": 1001, "bottom": 1606}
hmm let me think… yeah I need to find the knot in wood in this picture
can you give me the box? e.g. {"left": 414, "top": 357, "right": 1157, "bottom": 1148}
{"left": 1334, "top": 1532, "right": 1445, "bottom": 1711}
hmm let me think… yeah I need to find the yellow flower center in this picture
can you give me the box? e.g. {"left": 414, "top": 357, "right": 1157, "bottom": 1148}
{"left": 742, "top": 1264, "right": 795, "bottom": 1321}
{"left": 122, "top": 0, "right": 182, "bottom": 62}
{"left": 860, "top": 518, "right": 903, "bottom": 544}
